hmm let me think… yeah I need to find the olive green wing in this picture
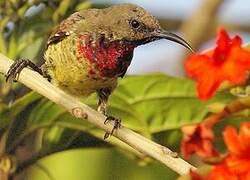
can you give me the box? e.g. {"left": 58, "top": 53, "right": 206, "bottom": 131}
{"left": 47, "top": 11, "right": 86, "bottom": 46}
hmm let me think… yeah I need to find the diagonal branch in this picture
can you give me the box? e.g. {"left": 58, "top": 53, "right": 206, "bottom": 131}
{"left": 0, "top": 53, "right": 196, "bottom": 175}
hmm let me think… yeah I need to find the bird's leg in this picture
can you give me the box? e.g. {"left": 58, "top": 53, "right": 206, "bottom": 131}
{"left": 97, "top": 88, "right": 121, "bottom": 139}
{"left": 5, "top": 58, "right": 50, "bottom": 82}
{"left": 97, "top": 88, "right": 110, "bottom": 115}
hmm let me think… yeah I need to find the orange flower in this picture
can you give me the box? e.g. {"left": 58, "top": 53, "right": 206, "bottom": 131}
{"left": 185, "top": 29, "right": 250, "bottom": 100}
{"left": 181, "top": 123, "right": 218, "bottom": 159}
{"left": 190, "top": 122, "right": 250, "bottom": 180}
{"left": 206, "top": 164, "right": 239, "bottom": 180}
{"left": 190, "top": 170, "right": 204, "bottom": 180}
{"left": 181, "top": 112, "right": 227, "bottom": 159}
{"left": 208, "top": 122, "right": 250, "bottom": 180}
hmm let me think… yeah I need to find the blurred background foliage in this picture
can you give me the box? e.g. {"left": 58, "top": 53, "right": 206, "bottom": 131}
{"left": 0, "top": 0, "right": 249, "bottom": 179}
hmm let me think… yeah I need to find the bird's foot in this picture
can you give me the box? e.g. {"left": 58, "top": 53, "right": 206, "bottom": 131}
{"left": 103, "top": 115, "right": 121, "bottom": 139}
{"left": 5, "top": 58, "right": 43, "bottom": 82}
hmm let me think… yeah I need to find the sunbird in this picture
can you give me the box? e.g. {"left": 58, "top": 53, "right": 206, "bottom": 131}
{"left": 6, "top": 4, "right": 193, "bottom": 138}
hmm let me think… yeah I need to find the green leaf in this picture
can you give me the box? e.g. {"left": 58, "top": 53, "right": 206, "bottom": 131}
{"left": 107, "top": 74, "right": 234, "bottom": 133}
{"left": 52, "top": 0, "right": 71, "bottom": 22}
{"left": 2, "top": 74, "right": 235, "bottom": 155}
{"left": 27, "top": 148, "right": 177, "bottom": 180}
{"left": 0, "top": 91, "right": 42, "bottom": 130}
{"left": 75, "top": 1, "right": 92, "bottom": 11}
{"left": 245, "top": 43, "right": 250, "bottom": 50}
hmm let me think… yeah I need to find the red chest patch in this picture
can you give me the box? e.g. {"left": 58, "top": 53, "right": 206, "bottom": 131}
{"left": 77, "top": 34, "right": 135, "bottom": 77}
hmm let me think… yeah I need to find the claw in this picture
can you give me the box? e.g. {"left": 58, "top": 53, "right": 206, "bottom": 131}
{"left": 5, "top": 58, "right": 43, "bottom": 82}
{"left": 6, "top": 59, "right": 25, "bottom": 82}
{"left": 6, "top": 63, "right": 20, "bottom": 82}
{"left": 103, "top": 115, "right": 121, "bottom": 139}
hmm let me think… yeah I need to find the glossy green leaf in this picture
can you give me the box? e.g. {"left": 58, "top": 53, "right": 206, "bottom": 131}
{"left": 1, "top": 74, "right": 235, "bottom": 154}
{"left": 108, "top": 74, "right": 234, "bottom": 133}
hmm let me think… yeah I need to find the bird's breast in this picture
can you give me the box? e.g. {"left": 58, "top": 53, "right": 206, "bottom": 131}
{"left": 44, "top": 34, "right": 135, "bottom": 98}
{"left": 77, "top": 34, "right": 135, "bottom": 78}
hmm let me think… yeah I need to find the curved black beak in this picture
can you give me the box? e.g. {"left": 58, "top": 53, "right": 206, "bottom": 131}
{"left": 151, "top": 30, "right": 194, "bottom": 52}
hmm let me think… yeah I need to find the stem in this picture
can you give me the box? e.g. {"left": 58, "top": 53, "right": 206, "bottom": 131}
{"left": 0, "top": 17, "right": 9, "bottom": 54}
{"left": 12, "top": 135, "right": 76, "bottom": 178}
{"left": 180, "top": 0, "right": 225, "bottom": 49}
{"left": 0, "top": 53, "right": 196, "bottom": 175}
{"left": 203, "top": 95, "right": 250, "bottom": 125}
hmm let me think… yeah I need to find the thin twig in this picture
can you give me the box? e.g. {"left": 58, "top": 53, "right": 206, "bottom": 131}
{"left": 180, "top": 0, "right": 225, "bottom": 50}
{"left": 11, "top": 131, "right": 80, "bottom": 177}
{"left": 0, "top": 53, "right": 196, "bottom": 175}
{"left": 177, "top": 0, "right": 225, "bottom": 75}
{"left": 203, "top": 95, "right": 250, "bottom": 125}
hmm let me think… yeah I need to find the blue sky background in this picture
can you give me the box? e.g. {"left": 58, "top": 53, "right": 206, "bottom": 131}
{"left": 92, "top": 0, "right": 250, "bottom": 76}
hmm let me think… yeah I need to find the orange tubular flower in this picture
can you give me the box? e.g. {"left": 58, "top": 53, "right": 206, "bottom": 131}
{"left": 185, "top": 29, "right": 250, "bottom": 100}
{"left": 181, "top": 112, "right": 227, "bottom": 159}
{"left": 181, "top": 123, "right": 218, "bottom": 159}
{"left": 190, "top": 122, "right": 250, "bottom": 180}
{"left": 208, "top": 122, "right": 250, "bottom": 180}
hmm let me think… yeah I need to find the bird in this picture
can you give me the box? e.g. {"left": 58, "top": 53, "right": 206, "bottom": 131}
{"left": 6, "top": 3, "right": 193, "bottom": 139}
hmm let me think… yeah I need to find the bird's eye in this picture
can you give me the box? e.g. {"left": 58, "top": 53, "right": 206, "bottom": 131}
{"left": 130, "top": 20, "right": 140, "bottom": 29}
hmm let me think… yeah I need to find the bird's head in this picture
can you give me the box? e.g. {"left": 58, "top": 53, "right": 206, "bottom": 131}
{"left": 96, "top": 4, "right": 193, "bottom": 51}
